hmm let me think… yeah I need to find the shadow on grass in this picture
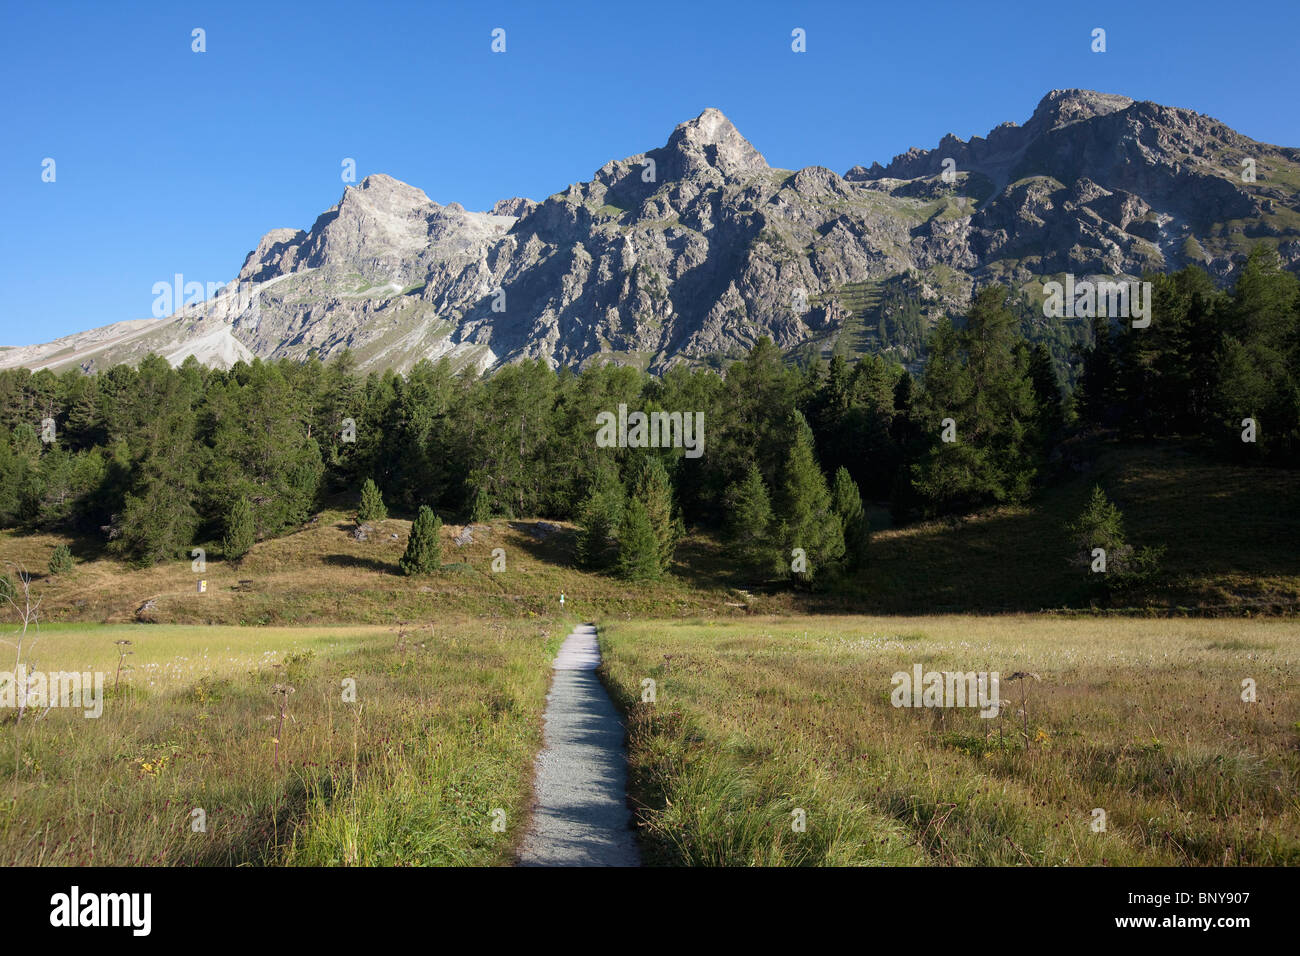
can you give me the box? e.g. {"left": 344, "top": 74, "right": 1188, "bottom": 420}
{"left": 668, "top": 533, "right": 781, "bottom": 595}
{"left": 505, "top": 520, "right": 580, "bottom": 566}
{"left": 322, "top": 553, "right": 397, "bottom": 575}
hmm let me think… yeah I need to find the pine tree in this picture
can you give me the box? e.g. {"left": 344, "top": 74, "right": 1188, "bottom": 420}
{"left": 778, "top": 411, "right": 845, "bottom": 583}
{"left": 576, "top": 469, "right": 624, "bottom": 570}
{"left": 1068, "top": 485, "right": 1162, "bottom": 584}
{"left": 48, "top": 543, "right": 73, "bottom": 575}
{"left": 400, "top": 505, "right": 442, "bottom": 576}
{"left": 908, "top": 287, "right": 1039, "bottom": 516}
{"left": 616, "top": 497, "right": 661, "bottom": 581}
{"left": 223, "top": 496, "right": 256, "bottom": 561}
{"left": 1025, "top": 342, "right": 1064, "bottom": 439}
{"left": 628, "top": 455, "right": 680, "bottom": 573}
{"left": 724, "top": 463, "right": 780, "bottom": 576}
{"left": 469, "top": 484, "right": 491, "bottom": 523}
{"left": 358, "top": 478, "right": 387, "bottom": 521}
{"left": 830, "top": 467, "right": 869, "bottom": 570}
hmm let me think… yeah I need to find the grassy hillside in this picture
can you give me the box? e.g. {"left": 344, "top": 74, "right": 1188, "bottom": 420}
{"left": 1, "top": 515, "right": 751, "bottom": 625}
{"left": 599, "top": 615, "right": 1300, "bottom": 865}
{"left": 3, "top": 439, "right": 1296, "bottom": 623}
{"left": 851, "top": 439, "right": 1300, "bottom": 615}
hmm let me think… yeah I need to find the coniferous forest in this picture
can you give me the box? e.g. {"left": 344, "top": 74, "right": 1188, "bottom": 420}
{"left": 2, "top": 250, "right": 1296, "bottom": 591}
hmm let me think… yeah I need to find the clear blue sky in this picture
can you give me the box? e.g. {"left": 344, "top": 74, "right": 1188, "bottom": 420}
{"left": 2, "top": 0, "right": 1297, "bottom": 346}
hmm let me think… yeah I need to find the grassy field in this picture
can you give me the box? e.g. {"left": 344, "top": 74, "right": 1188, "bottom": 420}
{"left": 0, "top": 618, "right": 560, "bottom": 866}
{"left": 599, "top": 615, "right": 1300, "bottom": 866}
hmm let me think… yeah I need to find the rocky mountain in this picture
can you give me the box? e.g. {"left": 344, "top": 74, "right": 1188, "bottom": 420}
{"left": 6, "top": 89, "right": 1299, "bottom": 375}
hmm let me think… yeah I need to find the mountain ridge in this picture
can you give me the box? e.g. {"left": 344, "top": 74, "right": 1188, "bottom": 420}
{"left": 5, "top": 90, "right": 1299, "bottom": 375}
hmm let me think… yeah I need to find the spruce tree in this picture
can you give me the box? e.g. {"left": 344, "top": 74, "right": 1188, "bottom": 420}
{"left": 778, "top": 412, "right": 845, "bottom": 583}
{"left": 576, "top": 469, "right": 624, "bottom": 570}
{"left": 48, "top": 543, "right": 73, "bottom": 575}
{"left": 1074, "top": 315, "right": 1121, "bottom": 428}
{"left": 469, "top": 484, "right": 491, "bottom": 523}
{"left": 0, "top": 427, "right": 25, "bottom": 526}
{"left": 908, "top": 287, "right": 1039, "bottom": 516}
{"left": 715, "top": 337, "right": 800, "bottom": 497}
{"left": 724, "top": 463, "right": 780, "bottom": 576}
{"left": 223, "top": 496, "right": 255, "bottom": 561}
{"left": 400, "top": 505, "right": 442, "bottom": 576}
{"left": 111, "top": 464, "right": 200, "bottom": 567}
{"left": 203, "top": 361, "right": 324, "bottom": 538}
{"left": 1069, "top": 485, "right": 1126, "bottom": 565}
{"left": 1068, "top": 484, "right": 1163, "bottom": 584}
{"left": 628, "top": 455, "right": 680, "bottom": 573}
{"left": 106, "top": 356, "right": 202, "bottom": 566}
{"left": 1212, "top": 247, "right": 1300, "bottom": 462}
{"left": 358, "top": 478, "right": 387, "bottom": 521}
{"left": 1025, "top": 342, "right": 1064, "bottom": 439}
{"left": 830, "top": 466, "right": 869, "bottom": 570}
{"left": 616, "top": 497, "right": 661, "bottom": 581}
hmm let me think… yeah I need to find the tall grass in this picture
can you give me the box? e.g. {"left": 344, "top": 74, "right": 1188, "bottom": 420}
{"left": 600, "top": 615, "right": 1300, "bottom": 866}
{"left": 0, "top": 619, "right": 559, "bottom": 866}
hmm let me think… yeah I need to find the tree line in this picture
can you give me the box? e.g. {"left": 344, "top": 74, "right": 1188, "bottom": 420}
{"left": 0, "top": 247, "right": 1294, "bottom": 585}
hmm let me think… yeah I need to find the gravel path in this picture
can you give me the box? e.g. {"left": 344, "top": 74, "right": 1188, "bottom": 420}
{"left": 517, "top": 623, "right": 640, "bottom": 867}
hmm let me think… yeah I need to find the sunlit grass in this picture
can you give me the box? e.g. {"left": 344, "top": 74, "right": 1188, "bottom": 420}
{"left": 600, "top": 614, "right": 1300, "bottom": 866}
{"left": 0, "top": 617, "right": 560, "bottom": 866}
{"left": 1, "top": 513, "right": 750, "bottom": 626}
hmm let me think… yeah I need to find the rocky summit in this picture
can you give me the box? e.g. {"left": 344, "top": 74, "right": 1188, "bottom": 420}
{"left": 6, "top": 90, "right": 1299, "bottom": 375}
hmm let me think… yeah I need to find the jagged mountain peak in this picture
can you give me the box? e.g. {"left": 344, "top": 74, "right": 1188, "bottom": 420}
{"left": 1027, "top": 89, "right": 1135, "bottom": 132}
{"left": 492, "top": 196, "right": 538, "bottom": 218}
{"left": 662, "top": 107, "right": 768, "bottom": 179}
{"left": 351, "top": 171, "right": 421, "bottom": 191}
{"left": 234, "top": 170, "right": 515, "bottom": 289}
{"left": 850, "top": 88, "right": 1252, "bottom": 190}
{"left": 674, "top": 107, "right": 742, "bottom": 145}
{"left": 238, "top": 227, "right": 308, "bottom": 283}
{"left": 335, "top": 172, "right": 437, "bottom": 217}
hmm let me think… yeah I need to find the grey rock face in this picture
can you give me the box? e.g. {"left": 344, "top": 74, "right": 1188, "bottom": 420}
{"left": 6, "top": 92, "right": 1299, "bottom": 375}
{"left": 491, "top": 197, "right": 539, "bottom": 218}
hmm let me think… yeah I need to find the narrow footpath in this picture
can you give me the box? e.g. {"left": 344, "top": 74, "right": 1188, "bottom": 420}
{"left": 517, "top": 623, "right": 640, "bottom": 866}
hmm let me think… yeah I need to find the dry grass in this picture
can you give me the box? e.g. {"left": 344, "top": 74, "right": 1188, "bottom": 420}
{"left": 0, "top": 616, "right": 560, "bottom": 866}
{"left": 1, "top": 513, "right": 754, "bottom": 625}
{"left": 600, "top": 614, "right": 1300, "bottom": 866}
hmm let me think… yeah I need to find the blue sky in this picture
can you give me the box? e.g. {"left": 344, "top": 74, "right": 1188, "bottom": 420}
{"left": 2, "top": 0, "right": 1297, "bottom": 345}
